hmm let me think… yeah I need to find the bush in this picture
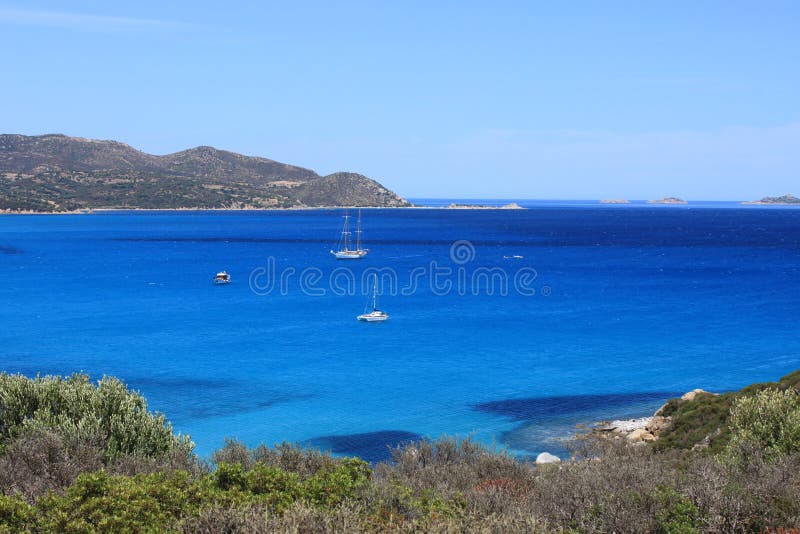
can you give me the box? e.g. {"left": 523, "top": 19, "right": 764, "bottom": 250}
{"left": 213, "top": 439, "right": 341, "bottom": 479}
{"left": 35, "top": 470, "right": 203, "bottom": 533}
{"left": 652, "top": 487, "right": 701, "bottom": 534}
{"left": 303, "top": 458, "right": 371, "bottom": 507}
{"left": 0, "top": 428, "right": 104, "bottom": 501}
{"left": 0, "top": 494, "right": 35, "bottom": 534}
{"left": 726, "top": 387, "right": 800, "bottom": 460}
{"left": 0, "top": 373, "right": 193, "bottom": 462}
{"left": 212, "top": 456, "right": 370, "bottom": 511}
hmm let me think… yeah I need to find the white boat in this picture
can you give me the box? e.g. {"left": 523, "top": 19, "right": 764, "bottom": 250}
{"left": 358, "top": 275, "right": 388, "bottom": 322}
{"left": 331, "top": 208, "right": 368, "bottom": 259}
{"left": 213, "top": 271, "right": 231, "bottom": 284}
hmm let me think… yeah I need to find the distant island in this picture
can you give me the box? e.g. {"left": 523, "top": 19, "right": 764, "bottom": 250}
{"left": 648, "top": 197, "right": 687, "bottom": 204}
{"left": 742, "top": 194, "right": 800, "bottom": 205}
{"left": 446, "top": 202, "right": 525, "bottom": 210}
{"left": 0, "top": 134, "right": 410, "bottom": 212}
{"left": 599, "top": 199, "right": 630, "bottom": 204}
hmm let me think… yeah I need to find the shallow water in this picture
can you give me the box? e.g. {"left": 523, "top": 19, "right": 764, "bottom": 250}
{"left": 1, "top": 203, "right": 799, "bottom": 460}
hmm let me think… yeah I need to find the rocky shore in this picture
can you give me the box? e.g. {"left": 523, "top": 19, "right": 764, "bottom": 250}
{"left": 593, "top": 389, "right": 716, "bottom": 444}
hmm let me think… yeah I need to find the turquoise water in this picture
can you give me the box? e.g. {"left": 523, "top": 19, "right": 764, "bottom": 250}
{"left": 2, "top": 203, "right": 799, "bottom": 461}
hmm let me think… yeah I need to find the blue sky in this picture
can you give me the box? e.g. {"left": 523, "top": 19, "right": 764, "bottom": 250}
{"left": 1, "top": 1, "right": 798, "bottom": 199}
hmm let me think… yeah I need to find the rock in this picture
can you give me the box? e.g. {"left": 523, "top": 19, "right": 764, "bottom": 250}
{"left": 646, "top": 416, "right": 669, "bottom": 433}
{"left": 626, "top": 429, "right": 655, "bottom": 442}
{"left": 691, "top": 435, "right": 711, "bottom": 451}
{"left": 595, "top": 423, "right": 619, "bottom": 432}
{"left": 654, "top": 401, "right": 671, "bottom": 416}
{"left": 608, "top": 417, "right": 651, "bottom": 433}
{"left": 681, "top": 389, "right": 714, "bottom": 401}
{"left": 536, "top": 452, "right": 561, "bottom": 464}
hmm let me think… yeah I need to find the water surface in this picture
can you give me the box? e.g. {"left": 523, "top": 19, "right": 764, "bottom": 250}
{"left": 1, "top": 204, "right": 799, "bottom": 460}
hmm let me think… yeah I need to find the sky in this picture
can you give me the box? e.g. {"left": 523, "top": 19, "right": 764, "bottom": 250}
{"left": 1, "top": 1, "right": 798, "bottom": 200}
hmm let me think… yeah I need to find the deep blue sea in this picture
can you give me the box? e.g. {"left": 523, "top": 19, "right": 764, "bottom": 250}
{"left": 2, "top": 201, "right": 799, "bottom": 462}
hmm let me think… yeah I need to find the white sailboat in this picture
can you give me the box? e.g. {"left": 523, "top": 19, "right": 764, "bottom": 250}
{"left": 331, "top": 208, "right": 368, "bottom": 259}
{"left": 358, "top": 275, "right": 389, "bottom": 322}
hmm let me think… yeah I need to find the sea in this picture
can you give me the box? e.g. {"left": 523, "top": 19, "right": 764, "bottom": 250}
{"left": 2, "top": 200, "right": 799, "bottom": 462}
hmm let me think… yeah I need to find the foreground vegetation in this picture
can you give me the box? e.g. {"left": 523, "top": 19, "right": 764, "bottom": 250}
{"left": 1, "top": 371, "right": 799, "bottom": 532}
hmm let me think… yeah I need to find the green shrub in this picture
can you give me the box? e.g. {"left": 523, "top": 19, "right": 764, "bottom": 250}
{"left": 654, "top": 382, "right": 777, "bottom": 454}
{"left": 213, "top": 462, "right": 246, "bottom": 491}
{"left": 653, "top": 392, "right": 734, "bottom": 453}
{"left": 245, "top": 463, "right": 302, "bottom": 496}
{"left": 726, "top": 387, "right": 800, "bottom": 460}
{"left": 213, "top": 457, "right": 370, "bottom": 511}
{"left": 652, "top": 487, "right": 701, "bottom": 534}
{"left": 303, "top": 458, "right": 371, "bottom": 507}
{"left": 0, "top": 373, "right": 193, "bottom": 462}
{"left": 0, "top": 494, "right": 35, "bottom": 533}
{"left": 245, "top": 463, "right": 302, "bottom": 511}
{"left": 36, "top": 470, "right": 202, "bottom": 533}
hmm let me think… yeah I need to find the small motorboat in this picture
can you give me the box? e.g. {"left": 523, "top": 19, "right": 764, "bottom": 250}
{"left": 213, "top": 271, "right": 231, "bottom": 285}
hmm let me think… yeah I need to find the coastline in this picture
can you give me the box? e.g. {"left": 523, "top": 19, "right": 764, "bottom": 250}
{"left": 589, "top": 389, "right": 717, "bottom": 446}
{"left": 4, "top": 200, "right": 800, "bottom": 215}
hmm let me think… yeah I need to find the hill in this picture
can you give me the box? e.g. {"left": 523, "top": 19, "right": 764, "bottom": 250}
{"left": 0, "top": 134, "right": 410, "bottom": 211}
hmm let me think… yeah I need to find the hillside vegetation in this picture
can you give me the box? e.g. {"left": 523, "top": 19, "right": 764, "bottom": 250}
{"left": 1, "top": 370, "right": 799, "bottom": 532}
{"left": 654, "top": 369, "right": 800, "bottom": 453}
{"left": 0, "top": 134, "right": 410, "bottom": 212}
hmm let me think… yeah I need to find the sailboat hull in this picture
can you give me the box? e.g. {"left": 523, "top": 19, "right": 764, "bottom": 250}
{"left": 331, "top": 250, "right": 368, "bottom": 259}
{"left": 357, "top": 311, "right": 389, "bottom": 322}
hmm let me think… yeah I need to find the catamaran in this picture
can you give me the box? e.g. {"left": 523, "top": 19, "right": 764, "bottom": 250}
{"left": 330, "top": 208, "right": 368, "bottom": 259}
{"left": 358, "top": 275, "right": 389, "bottom": 322}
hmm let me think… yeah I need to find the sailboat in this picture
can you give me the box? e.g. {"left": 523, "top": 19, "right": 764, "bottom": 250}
{"left": 330, "top": 208, "right": 368, "bottom": 259}
{"left": 357, "top": 275, "right": 389, "bottom": 322}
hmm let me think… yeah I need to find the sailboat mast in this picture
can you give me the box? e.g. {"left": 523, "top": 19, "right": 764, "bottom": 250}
{"left": 356, "top": 209, "right": 362, "bottom": 251}
{"left": 372, "top": 274, "right": 378, "bottom": 310}
{"left": 343, "top": 208, "right": 350, "bottom": 251}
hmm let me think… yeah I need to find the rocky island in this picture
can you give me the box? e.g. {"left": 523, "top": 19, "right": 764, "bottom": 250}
{"left": 0, "top": 134, "right": 410, "bottom": 212}
{"left": 743, "top": 194, "right": 800, "bottom": 205}
{"left": 446, "top": 202, "right": 526, "bottom": 209}
{"left": 600, "top": 199, "right": 630, "bottom": 204}
{"left": 648, "top": 197, "right": 688, "bottom": 204}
